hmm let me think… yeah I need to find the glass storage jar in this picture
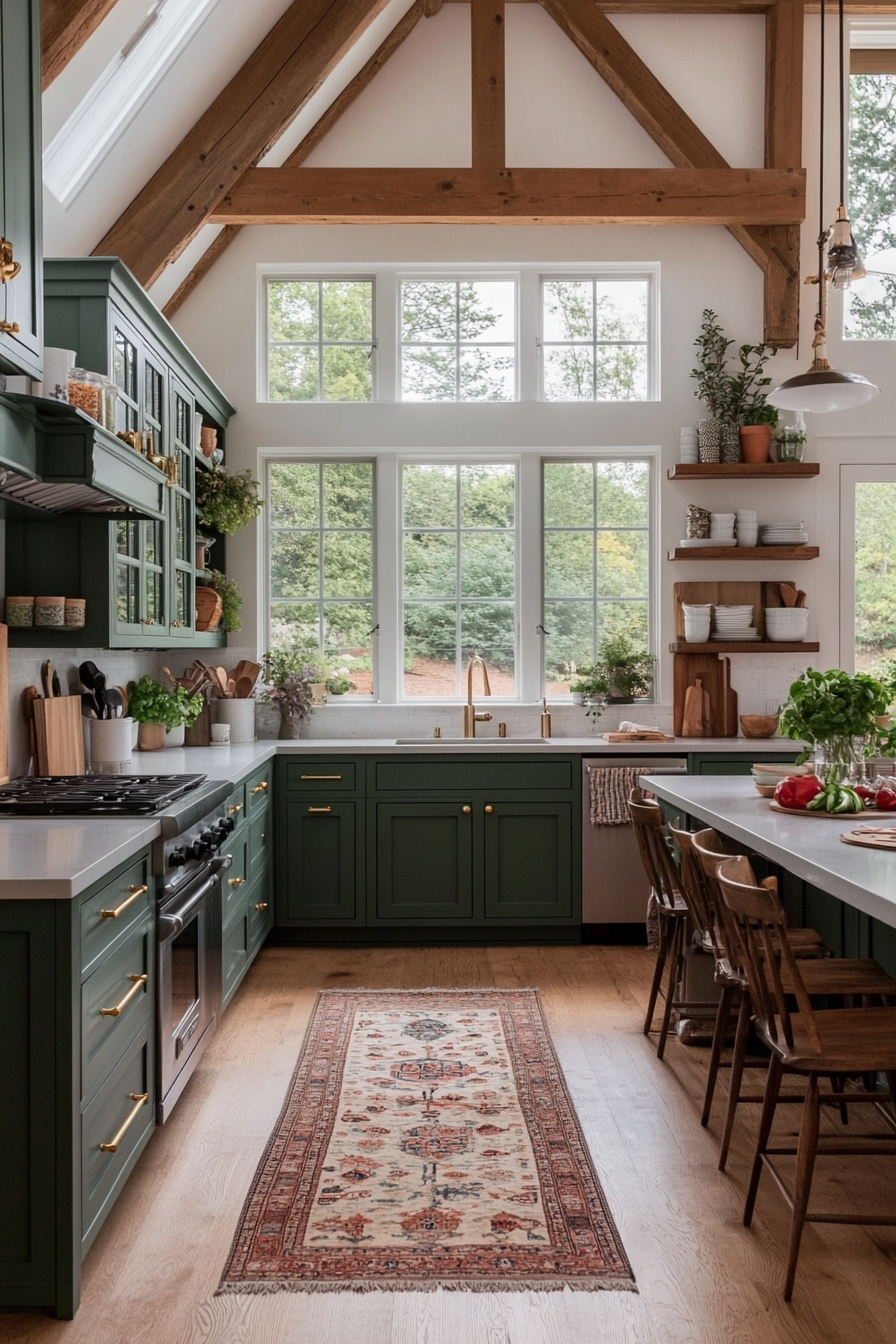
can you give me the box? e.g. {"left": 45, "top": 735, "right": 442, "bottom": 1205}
{"left": 66, "top": 369, "right": 103, "bottom": 421}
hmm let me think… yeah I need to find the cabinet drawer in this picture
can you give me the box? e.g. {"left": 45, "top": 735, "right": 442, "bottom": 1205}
{"left": 248, "top": 873, "right": 272, "bottom": 954}
{"left": 80, "top": 854, "right": 152, "bottom": 978}
{"left": 81, "top": 916, "right": 153, "bottom": 1100}
{"left": 82, "top": 1023, "right": 154, "bottom": 1250}
{"left": 222, "top": 909, "right": 249, "bottom": 1009}
{"left": 373, "top": 757, "right": 574, "bottom": 795}
{"left": 249, "top": 812, "right": 271, "bottom": 883}
{"left": 225, "top": 781, "right": 247, "bottom": 830}
{"left": 222, "top": 836, "right": 249, "bottom": 924}
{"left": 283, "top": 760, "right": 357, "bottom": 793}
{"left": 245, "top": 765, "right": 272, "bottom": 819}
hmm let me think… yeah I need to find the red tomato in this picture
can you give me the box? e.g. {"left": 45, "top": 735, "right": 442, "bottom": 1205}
{"left": 773, "top": 774, "right": 824, "bottom": 810}
{"left": 875, "top": 787, "right": 896, "bottom": 811}
{"left": 854, "top": 785, "right": 875, "bottom": 802}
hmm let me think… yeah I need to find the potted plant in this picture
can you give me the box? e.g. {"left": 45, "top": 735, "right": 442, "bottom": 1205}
{"left": 690, "top": 309, "right": 733, "bottom": 461}
{"left": 195, "top": 466, "right": 263, "bottom": 534}
{"left": 127, "top": 675, "right": 203, "bottom": 751}
{"left": 202, "top": 569, "right": 243, "bottom": 633}
{"left": 598, "top": 631, "right": 655, "bottom": 703}
{"left": 778, "top": 668, "right": 896, "bottom": 784}
{"left": 566, "top": 662, "right": 609, "bottom": 706}
{"left": 261, "top": 649, "right": 316, "bottom": 739}
{"left": 776, "top": 427, "right": 808, "bottom": 463}
{"left": 691, "top": 313, "right": 780, "bottom": 463}
{"left": 326, "top": 668, "right": 353, "bottom": 699}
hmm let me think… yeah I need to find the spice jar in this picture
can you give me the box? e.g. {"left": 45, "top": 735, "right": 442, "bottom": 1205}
{"left": 64, "top": 598, "right": 86, "bottom": 628}
{"left": 35, "top": 596, "right": 65, "bottom": 627}
{"left": 67, "top": 369, "right": 103, "bottom": 421}
{"left": 100, "top": 379, "right": 119, "bottom": 432}
{"left": 5, "top": 596, "right": 34, "bottom": 627}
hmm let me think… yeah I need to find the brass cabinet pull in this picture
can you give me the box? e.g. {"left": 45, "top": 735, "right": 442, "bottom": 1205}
{"left": 308, "top": 806, "right": 331, "bottom": 814}
{"left": 228, "top": 803, "right": 243, "bottom": 815}
{"left": 251, "top": 781, "right": 269, "bottom": 794}
{"left": 100, "top": 1093, "right": 149, "bottom": 1153}
{"left": 228, "top": 876, "right": 245, "bottom": 888}
{"left": 255, "top": 902, "right": 269, "bottom": 911}
{"left": 485, "top": 805, "right": 494, "bottom": 814}
{"left": 100, "top": 883, "right": 148, "bottom": 919}
{"left": 301, "top": 774, "right": 342, "bottom": 780}
{"left": 462, "top": 805, "right": 471, "bottom": 814}
{"left": 100, "top": 974, "right": 148, "bottom": 1017}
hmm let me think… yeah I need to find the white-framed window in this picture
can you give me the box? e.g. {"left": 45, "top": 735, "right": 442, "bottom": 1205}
{"left": 845, "top": 27, "right": 896, "bottom": 339}
{"left": 267, "top": 460, "right": 376, "bottom": 696}
{"left": 540, "top": 276, "right": 653, "bottom": 401}
{"left": 399, "top": 278, "right": 517, "bottom": 402}
{"left": 402, "top": 462, "right": 518, "bottom": 697}
{"left": 262, "top": 450, "right": 656, "bottom": 705}
{"left": 839, "top": 463, "right": 896, "bottom": 672}
{"left": 266, "top": 278, "right": 376, "bottom": 402}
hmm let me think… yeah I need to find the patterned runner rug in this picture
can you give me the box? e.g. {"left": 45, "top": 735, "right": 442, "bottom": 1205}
{"left": 219, "top": 988, "right": 635, "bottom": 1294}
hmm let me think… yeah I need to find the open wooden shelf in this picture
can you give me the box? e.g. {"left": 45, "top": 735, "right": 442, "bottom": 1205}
{"left": 668, "top": 546, "right": 819, "bottom": 561}
{"left": 669, "top": 641, "right": 819, "bottom": 654}
{"left": 667, "top": 463, "right": 819, "bottom": 480}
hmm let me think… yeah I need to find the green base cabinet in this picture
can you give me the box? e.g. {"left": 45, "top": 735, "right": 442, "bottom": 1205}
{"left": 687, "top": 751, "right": 798, "bottom": 776}
{"left": 221, "top": 763, "right": 274, "bottom": 1008}
{"left": 483, "top": 801, "right": 572, "bottom": 921}
{"left": 375, "top": 801, "right": 474, "bottom": 922}
{"left": 276, "top": 758, "right": 366, "bottom": 927}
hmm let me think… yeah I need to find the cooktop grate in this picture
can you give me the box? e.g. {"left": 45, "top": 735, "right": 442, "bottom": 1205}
{"left": 0, "top": 774, "right": 208, "bottom": 816}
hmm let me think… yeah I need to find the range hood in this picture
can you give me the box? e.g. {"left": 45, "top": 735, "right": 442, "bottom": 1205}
{"left": 0, "top": 393, "right": 167, "bottom": 519}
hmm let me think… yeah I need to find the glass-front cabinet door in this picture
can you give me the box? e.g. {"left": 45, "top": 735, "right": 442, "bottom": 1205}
{"left": 114, "top": 519, "right": 165, "bottom": 636}
{"left": 168, "top": 376, "right": 196, "bottom": 639}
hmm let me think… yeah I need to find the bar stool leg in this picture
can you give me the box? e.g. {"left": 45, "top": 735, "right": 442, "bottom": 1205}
{"left": 719, "top": 990, "right": 752, "bottom": 1171}
{"left": 643, "top": 915, "right": 670, "bottom": 1037}
{"left": 702, "top": 982, "right": 735, "bottom": 1127}
{"left": 783, "top": 1073, "right": 821, "bottom": 1302}
{"left": 656, "top": 917, "right": 684, "bottom": 1062}
{"left": 744, "top": 1053, "right": 783, "bottom": 1226}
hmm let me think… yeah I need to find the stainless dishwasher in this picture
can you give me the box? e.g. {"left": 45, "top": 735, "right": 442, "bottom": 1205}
{"left": 582, "top": 757, "right": 688, "bottom": 936}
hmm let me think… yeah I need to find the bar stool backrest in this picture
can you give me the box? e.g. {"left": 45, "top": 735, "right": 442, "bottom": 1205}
{"left": 628, "top": 787, "right": 681, "bottom": 913}
{"left": 716, "top": 857, "right": 824, "bottom": 1058}
{"left": 691, "top": 827, "right": 756, "bottom": 971}
{"left": 668, "top": 825, "right": 723, "bottom": 956}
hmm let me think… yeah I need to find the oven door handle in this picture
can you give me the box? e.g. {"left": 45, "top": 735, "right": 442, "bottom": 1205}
{"left": 158, "top": 854, "right": 233, "bottom": 941}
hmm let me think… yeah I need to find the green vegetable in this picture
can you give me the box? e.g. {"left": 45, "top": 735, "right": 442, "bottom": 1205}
{"left": 196, "top": 467, "right": 263, "bottom": 535}
{"left": 126, "top": 676, "right": 203, "bottom": 731}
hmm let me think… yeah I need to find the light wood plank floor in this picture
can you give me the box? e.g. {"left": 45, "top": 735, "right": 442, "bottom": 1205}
{"left": 6, "top": 944, "right": 896, "bottom": 1344}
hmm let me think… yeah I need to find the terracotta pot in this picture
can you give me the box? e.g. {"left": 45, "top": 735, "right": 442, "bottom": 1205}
{"left": 137, "top": 722, "right": 166, "bottom": 752}
{"left": 739, "top": 425, "right": 773, "bottom": 464}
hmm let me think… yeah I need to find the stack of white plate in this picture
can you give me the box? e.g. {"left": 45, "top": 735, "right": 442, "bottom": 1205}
{"left": 711, "top": 604, "right": 760, "bottom": 641}
{"left": 735, "top": 509, "right": 758, "bottom": 547}
{"left": 682, "top": 602, "right": 712, "bottom": 643}
{"left": 759, "top": 521, "right": 808, "bottom": 546}
{"left": 680, "top": 427, "right": 699, "bottom": 463}
{"left": 710, "top": 512, "right": 736, "bottom": 541}
{"left": 679, "top": 537, "right": 736, "bottom": 548}
{"left": 765, "top": 607, "right": 810, "bottom": 642}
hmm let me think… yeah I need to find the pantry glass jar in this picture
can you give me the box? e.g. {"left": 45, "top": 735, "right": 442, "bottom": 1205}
{"left": 67, "top": 369, "right": 103, "bottom": 421}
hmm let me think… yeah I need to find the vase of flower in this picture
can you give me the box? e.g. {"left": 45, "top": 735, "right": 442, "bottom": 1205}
{"left": 278, "top": 711, "right": 303, "bottom": 740}
{"left": 262, "top": 650, "right": 315, "bottom": 742}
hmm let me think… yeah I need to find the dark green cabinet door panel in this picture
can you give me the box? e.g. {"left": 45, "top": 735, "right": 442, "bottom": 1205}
{"left": 374, "top": 802, "right": 474, "bottom": 922}
{"left": 283, "top": 801, "right": 359, "bottom": 922}
{"left": 373, "top": 758, "right": 574, "bottom": 794}
{"left": 0, "top": 0, "right": 42, "bottom": 380}
{"left": 687, "top": 752, "right": 797, "bottom": 776}
{"left": 483, "top": 802, "right": 573, "bottom": 920}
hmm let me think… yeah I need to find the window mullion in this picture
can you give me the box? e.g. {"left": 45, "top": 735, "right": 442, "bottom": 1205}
{"left": 519, "top": 455, "right": 542, "bottom": 703}
{"left": 455, "top": 465, "right": 462, "bottom": 696}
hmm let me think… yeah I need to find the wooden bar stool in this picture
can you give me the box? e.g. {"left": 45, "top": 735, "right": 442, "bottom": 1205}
{"left": 628, "top": 788, "right": 718, "bottom": 1059}
{"left": 716, "top": 856, "right": 896, "bottom": 1301}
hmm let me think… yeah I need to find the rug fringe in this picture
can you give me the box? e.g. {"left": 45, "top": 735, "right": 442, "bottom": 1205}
{"left": 216, "top": 1278, "right": 638, "bottom": 1296}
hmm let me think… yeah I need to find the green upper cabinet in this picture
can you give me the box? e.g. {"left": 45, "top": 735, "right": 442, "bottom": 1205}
{"left": 0, "top": 0, "right": 42, "bottom": 380}
{"left": 9, "top": 258, "right": 238, "bottom": 648}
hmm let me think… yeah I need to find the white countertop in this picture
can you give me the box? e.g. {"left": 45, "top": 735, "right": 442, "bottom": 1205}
{"left": 642, "top": 773, "right": 896, "bottom": 932}
{"left": 0, "top": 737, "right": 800, "bottom": 900}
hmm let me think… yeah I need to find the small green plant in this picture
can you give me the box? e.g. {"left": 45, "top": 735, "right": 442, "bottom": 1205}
{"left": 691, "top": 309, "right": 733, "bottom": 418}
{"left": 326, "top": 676, "right": 352, "bottom": 695}
{"left": 126, "top": 676, "right": 203, "bottom": 730}
{"left": 598, "top": 630, "right": 655, "bottom": 700}
{"left": 261, "top": 649, "right": 316, "bottom": 727}
{"left": 203, "top": 569, "right": 242, "bottom": 633}
{"left": 196, "top": 467, "right": 263, "bottom": 534}
{"left": 567, "top": 662, "right": 610, "bottom": 700}
{"left": 690, "top": 309, "right": 778, "bottom": 426}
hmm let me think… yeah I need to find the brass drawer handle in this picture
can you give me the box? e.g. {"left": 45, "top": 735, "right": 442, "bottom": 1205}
{"left": 99, "top": 974, "right": 148, "bottom": 1017}
{"left": 100, "top": 1093, "right": 149, "bottom": 1153}
{"left": 308, "top": 806, "right": 331, "bottom": 813}
{"left": 228, "top": 876, "right": 245, "bottom": 888}
{"left": 100, "top": 883, "right": 148, "bottom": 919}
{"left": 485, "top": 805, "right": 494, "bottom": 814}
{"left": 254, "top": 902, "right": 269, "bottom": 911}
{"left": 301, "top": 774, "right": 341, "bottom": 780}
{"left": 462, "top": 805, "right": 471, "bottom": 814}
{"left": 251, "top": 781, "right": 269, "bottom": 794}
{"left": 228, "top": 804, "right": 243, "bottom": 815}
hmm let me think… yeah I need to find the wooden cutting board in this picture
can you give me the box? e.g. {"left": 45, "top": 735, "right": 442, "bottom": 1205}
{"left": 601, "top": 731, "right": 676, "bottom": 742}
{"left": 33, "top": 696, "right": 85, "bottom": 776}
{"left": 840, "top": 827, "right": 896, "bottom": 849}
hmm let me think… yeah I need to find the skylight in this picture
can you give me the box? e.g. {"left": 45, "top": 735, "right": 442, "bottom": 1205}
{"left": 44, "top": 0, "right": 222, "bottom": 208}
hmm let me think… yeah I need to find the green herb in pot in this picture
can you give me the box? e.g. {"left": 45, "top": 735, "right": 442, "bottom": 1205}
{"left": 196, "top": 467, "right": 263, "bottom": 535}
{"left": 126, "top": 675, "right": 204, "bottom": 730}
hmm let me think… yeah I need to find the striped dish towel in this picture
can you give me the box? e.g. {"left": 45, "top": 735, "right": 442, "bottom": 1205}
{"left": 587, "top": 766, "right": 651, "bottom": 826}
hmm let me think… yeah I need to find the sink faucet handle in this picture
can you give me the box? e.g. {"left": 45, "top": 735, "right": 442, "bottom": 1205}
{"left": 433, "top": 727, "right": 441, "bottom": 738}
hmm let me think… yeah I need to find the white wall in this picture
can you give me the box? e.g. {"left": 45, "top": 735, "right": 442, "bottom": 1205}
{"left": 107, "top": 13, "right": 896, "bottom": 726}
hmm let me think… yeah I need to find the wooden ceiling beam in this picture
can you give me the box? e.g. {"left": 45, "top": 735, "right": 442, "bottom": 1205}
{"left": 760, "top": 0, "right": 804, "bottom": 346}
{"left": 210, "top": 165, "right": 805, "bottom": 224}
{"left": 163, "top": 0, "right": 425, "bottom": 320}
{"left": 472, "top": 0, "right": 506, "bottom": 168}
{"left": 94, "top": 0, "right": 392, "bottom": 288}
{"left": 42, "top": 0, "right": 119, "bottom": 90}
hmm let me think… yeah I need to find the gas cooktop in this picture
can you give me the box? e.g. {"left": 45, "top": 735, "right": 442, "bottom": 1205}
{"left": 0, "top": 774, "right": 208, "bottom": 816}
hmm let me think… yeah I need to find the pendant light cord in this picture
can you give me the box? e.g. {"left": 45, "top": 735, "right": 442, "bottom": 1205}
{"left": 839, "top": 0, "right": 846, "bottom": 205}
{"left": 819, "top": 0, "right": 825, "bottom": 236}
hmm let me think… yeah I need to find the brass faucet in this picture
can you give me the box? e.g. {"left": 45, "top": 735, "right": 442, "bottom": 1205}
{"left": 463, "top": 655, "right": 492, "bottom": 738}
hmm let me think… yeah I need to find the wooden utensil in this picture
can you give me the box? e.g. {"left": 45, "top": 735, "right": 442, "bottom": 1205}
{"left": 795, "top": 590, "right": 807, "bottom": 608}
{"left": 21, "top": 685, "right": 39, "bottom": 768}
{"left": 213, "top": 666, "right": 229, "bottom": 697}
{"left": 42, "top": 660, "right": 55, "bottom": 698}
{"left": 116, "top": 685, "right": 129, "bottom": 716}
{"left": 33, "top": 697, "right": 85, "bottom": 775}
{"left": 234, "top": 676, "right": 254, "bottom": 699}
{"left": 161, "top": 666, "right": 179, "bottom": 687}
{"left": 779, "top": 583, "right": 798, "bottom": 608}
{"left": 682, "top": 677, "right": 711, "bottom": 737}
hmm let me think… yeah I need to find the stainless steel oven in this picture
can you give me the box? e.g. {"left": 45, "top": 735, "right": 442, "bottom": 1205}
{"left": 155, "top": 803, "right": 235, "bottom": 1122}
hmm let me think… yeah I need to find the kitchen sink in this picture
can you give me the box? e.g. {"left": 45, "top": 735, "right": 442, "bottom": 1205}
{"left": 394, "top": 737, "right": 551, "bottom": 745}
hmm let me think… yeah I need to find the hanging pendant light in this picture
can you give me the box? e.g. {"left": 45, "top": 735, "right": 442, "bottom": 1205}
{"left": 767, "top": 0, "right": 879, "bottom": 414}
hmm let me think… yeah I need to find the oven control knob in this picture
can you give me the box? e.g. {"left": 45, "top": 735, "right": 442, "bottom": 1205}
{"left": 222, "top": 815, "right": 236, "bottom": 834}
{"left": 168, "top": 847, "right": 187, "bottom": 868}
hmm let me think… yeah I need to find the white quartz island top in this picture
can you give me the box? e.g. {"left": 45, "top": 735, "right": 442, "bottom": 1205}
{"left": 642, "top": 773, "right": 896, "bottom": 932}
{"left": 0, "top": 736, "right": 799, "bottom": 899}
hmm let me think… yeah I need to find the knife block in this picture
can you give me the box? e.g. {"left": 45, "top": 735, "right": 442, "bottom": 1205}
{"left": 33, "top": 698, "right": 85, "bottom": 775}
{"left": 184, "top": 695, "right": 211, "bottom": 747}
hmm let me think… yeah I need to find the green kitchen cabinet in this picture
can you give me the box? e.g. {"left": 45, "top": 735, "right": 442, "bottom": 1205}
{"left": 276, "top": 758, "right": 365, "bottom": 926}
{"left": 222, "top": 764, "right": 274, "bottom": 1007}
{"left": 374, "top": 800, "right": 475, "bottom": 922}
{"left": 0, "top": 0, "right": 42, "bottom": 381}
{"left": 10, "top": 257, "right": 238, "bottom": 649}
{"left": 687, "top": 751, "right": 798, "bottom": 776}
{"left": 483, "top": 801, "right": 573, "bottom": 920}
